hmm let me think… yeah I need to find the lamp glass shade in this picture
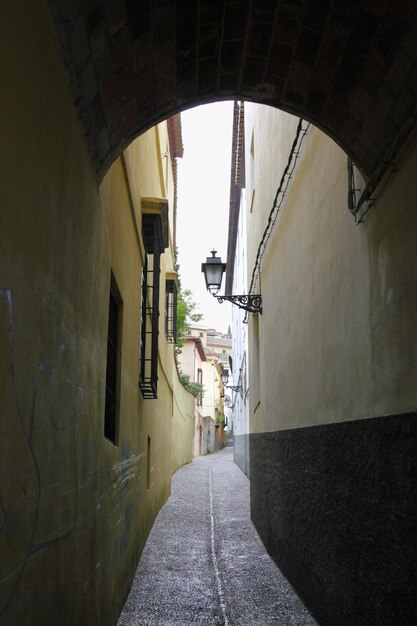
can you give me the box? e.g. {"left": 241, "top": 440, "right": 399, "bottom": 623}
{"left": 201, "top": 250, "right": 226, "bottom": 295}
{"left": 222, "top": 369, "right": 229, "bottom": 385}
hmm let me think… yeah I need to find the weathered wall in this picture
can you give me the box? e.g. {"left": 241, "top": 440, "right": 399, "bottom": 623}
{"left": 0, "top": 2, "right": 190, "bottom": 624}
{"left": 99, "top": 135, "right": 179, "bottom": 567}
{"left": 244, "top": 103, "right": 417, "bottom": 624}
{"left": 1, "top": 3, "right": 107, "bottom": 623}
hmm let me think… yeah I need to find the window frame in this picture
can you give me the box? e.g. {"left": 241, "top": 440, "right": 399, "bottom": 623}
{"left": 104, "top": 274, "right": 122, "bottom": 444}
{"left": 139, "top": 208, "right": 167, "bottom": 399}
{"left": 164, "top": 279, "right": 177, "bottom": 344}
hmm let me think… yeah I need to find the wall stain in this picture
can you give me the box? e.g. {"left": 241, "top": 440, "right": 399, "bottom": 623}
{"left": 0, "top": 288, "right": 83, "bottom": 620}
{"left": 112, "top": 451, "right": 143, "bottom": 497}
{"left": 111, "top": 441, "right": 143, "bottom": 560}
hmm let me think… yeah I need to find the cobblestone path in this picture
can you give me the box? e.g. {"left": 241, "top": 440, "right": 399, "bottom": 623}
{"left": 117, "top": 447, "right": 317, "bottom": 626}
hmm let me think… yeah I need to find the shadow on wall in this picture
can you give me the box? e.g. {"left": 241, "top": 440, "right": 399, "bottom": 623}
{"left": 0, "top": 288, "right": 82, "bottom": 618}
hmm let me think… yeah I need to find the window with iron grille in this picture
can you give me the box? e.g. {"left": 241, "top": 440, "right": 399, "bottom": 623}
{"left": 139, "top": 210, "right": 167, "bottom": 399}
{"left": 165, "top": 279, "right": 177, "bottom": 343}
{"left": 104, "top": 276, "right": 122, "bottom": 443}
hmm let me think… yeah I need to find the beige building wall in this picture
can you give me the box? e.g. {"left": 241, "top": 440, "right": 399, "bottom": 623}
{"left": 178, "top": 330, "right": 228, "bottom": 456}
{"left": 200, "top": 359, "right": 219, "bottom": 422}
{"left": 178, "top": 338, "right": 206, "bottom": 457}
{"left": 245, "top": 103, "right": 417, "bottom": 434}
{"left": 171, "top": 367, "right": 195, "bottom": 474}
{"left": 178, "top": 339, "right": 199, "bottom": 380}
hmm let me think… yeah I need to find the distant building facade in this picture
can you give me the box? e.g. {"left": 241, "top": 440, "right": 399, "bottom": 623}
{"left": 178, "top": 326, "right": 231, "bottom": 455}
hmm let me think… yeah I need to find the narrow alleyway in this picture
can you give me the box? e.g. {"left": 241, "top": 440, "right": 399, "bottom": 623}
{"left": 117, "top": 447, "right": 317, "bottom": 626}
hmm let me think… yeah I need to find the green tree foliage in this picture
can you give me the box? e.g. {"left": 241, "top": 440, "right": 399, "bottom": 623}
{"left": 176, "top": 288, "right": 203, "bottom": 347}
{"left": 178, "top": 373, "right": 205, "bottom": 398}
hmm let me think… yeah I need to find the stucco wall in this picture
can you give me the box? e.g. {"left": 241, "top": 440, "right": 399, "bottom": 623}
{"left": 245, "top": 104, "right": 417, "bottom": 433}
{"left": 171, "top": 371, "right": 195, "bottom": 474}
{"left": 244, "top": 103, "right": 417, "bottom": 625}
{"left": 0, "top": 2, "right": 189, "bottom": 624}
{"left": 1, "top": 3, "right": 108, "bottom": 623}
{"left": 178, "top": 340, "right": 197, "bottom": 380}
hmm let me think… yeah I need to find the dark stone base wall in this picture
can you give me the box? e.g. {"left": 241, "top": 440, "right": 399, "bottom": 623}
{"left": 233, "top": 433, "right": 250, "bottom": 478}
{"left": 250, "top": 413, "right": 417, "bottom": 626}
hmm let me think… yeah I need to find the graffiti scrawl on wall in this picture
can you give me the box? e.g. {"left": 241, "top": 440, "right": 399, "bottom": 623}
{"left": 0, "top": 288, "right": 83, "bottom": 619}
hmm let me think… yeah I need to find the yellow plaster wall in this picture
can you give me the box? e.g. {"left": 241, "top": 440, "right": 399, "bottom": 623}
{"left": 0, "top": 2, "right": 192, "bottom": 624}
{"left": 245, "top": 105, "right": 417, "bottom": 433}
{"left": 171, "top": 368, "right": 195, "bottom": 474}
{"left": 246, "top": 105, "right": 300, "bottom": 282}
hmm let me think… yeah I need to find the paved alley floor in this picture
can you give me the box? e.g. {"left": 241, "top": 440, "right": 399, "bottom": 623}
{"left": 117, "top": 447, "right": 317, "bottom": 626}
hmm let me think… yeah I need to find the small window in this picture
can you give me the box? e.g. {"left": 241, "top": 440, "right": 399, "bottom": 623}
{"left": 197, "top": 368, "right": 203, "bottom": 406}
{"left": 165, "top": 279, "right": 177, "bottom": 343}
{"left": 139, "top": 253, "right": 160, "bottom": 399}
{"left": 104, "top": 276, "right": 122, "bottom": 443}
{"left": 146, "top": 435, "right": 151, "bottom": 490}
{"left": 139, "top": 211, "right": 167, "bottom": 399}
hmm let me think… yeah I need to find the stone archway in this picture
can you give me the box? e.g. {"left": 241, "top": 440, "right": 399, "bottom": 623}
{"left": 50, "top": 0, "right": 417, "bottom": 179}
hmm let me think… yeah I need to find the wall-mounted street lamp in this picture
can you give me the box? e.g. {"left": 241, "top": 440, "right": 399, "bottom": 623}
{"left": 221, "top": 368, "right": 242, "bottom": 394}
{"left": 201, "top": 250, "right": 262, "bottom": 314}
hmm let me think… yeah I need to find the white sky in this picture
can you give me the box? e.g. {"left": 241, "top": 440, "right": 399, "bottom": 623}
{"left": 176, "top": 102, "right": 233, "bottom": 334}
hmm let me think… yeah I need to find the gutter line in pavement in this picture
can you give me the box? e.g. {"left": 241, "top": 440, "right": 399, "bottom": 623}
{"left": 209, "top": 464, "right": 230, "bottom": 626}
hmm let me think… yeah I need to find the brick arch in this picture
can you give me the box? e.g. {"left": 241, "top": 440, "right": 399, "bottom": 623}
{"left": 50, "top": 0, "right": 417, "bottom": 179}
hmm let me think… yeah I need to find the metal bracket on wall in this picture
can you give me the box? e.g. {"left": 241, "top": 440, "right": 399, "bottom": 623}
{"left": 216, "top": 293, "right": 262, "bottom": 314}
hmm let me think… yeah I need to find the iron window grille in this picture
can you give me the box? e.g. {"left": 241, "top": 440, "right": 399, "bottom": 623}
{"left": 165, "top": 279, "right": 177, "bottom": 343}
{"left": 139, "top": 207, "right": 168, "bottom": 399}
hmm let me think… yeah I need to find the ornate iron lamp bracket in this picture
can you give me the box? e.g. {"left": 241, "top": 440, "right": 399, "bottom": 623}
{"left": 215, "top": 293, "right": 262, "bottom": 314}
